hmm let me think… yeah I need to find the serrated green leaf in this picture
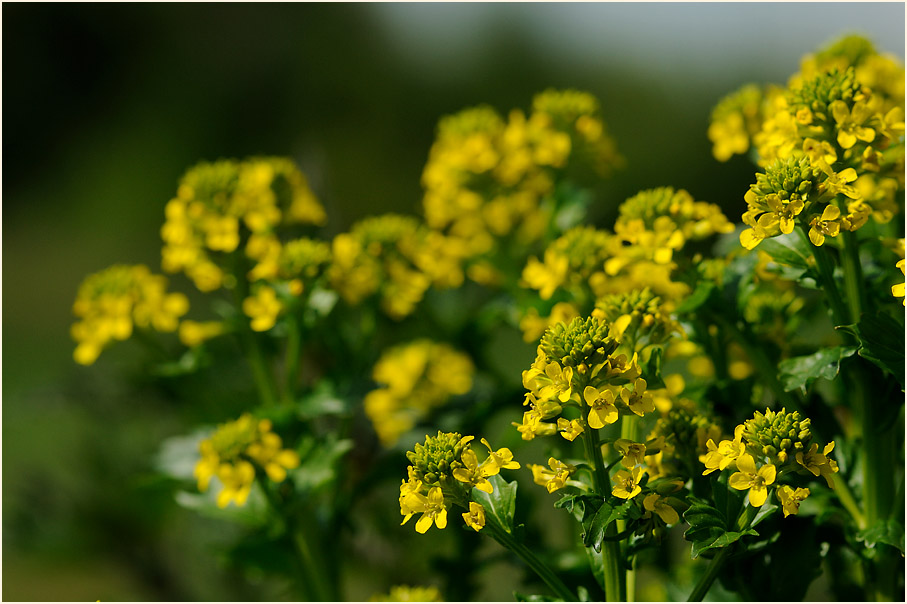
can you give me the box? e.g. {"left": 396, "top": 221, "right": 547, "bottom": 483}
{"left": 778, "top": 346, "right": 857, "bottom": 392}
{"left": 473, "top": 474, "right": 518, "bottom": 533}
{"left": 582, "top": 501, "right": 614, "bottom": 552}
{"left": 838, "top": 312, "right": 906, "bottom": 389}
{"left": 857, "top": 519, "right": 905, "bottom": 553}
{"left": 690, "top": 529, "right": 758, "bottom": 559}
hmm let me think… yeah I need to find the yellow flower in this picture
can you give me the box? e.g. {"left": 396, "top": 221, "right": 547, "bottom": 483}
{"left": 821, "top": 168, "right": 861, "bottom": 200}
{"left": 242, "top": 285, "right": 282, "bottom": 332}
{"left": 528, "top": 457, "right": 575, "bottom": 493}
{"left": 892, "top": 259, "right": 905, "bottom": 305}
{"left": 728, "top": 454, "right": 776, "bottom": 507}
{"left": 808, "top": 205, "right": 842, "bottom": 246}
{"left": 830, "top": 99, "right": 876, "bottom": 149}
{"left": 643, "top": 493, "right": 680, "bottom": 524}
{"left": 539, "top": 362, "right": 574, "bottom": 403}
{"left": 795, "top": 441, "right": 839, "bottom": 488}
{"left": 480, "top": 438, "right": 520, "bottom": 472}
{"left": 776, "top": 485, "right": 810, "bottom": 517}
{"left": 401, "top": 486, "right": 448, "bottom": 534}
{"left": 452, "top": 448, "right": 496, "bottom": 493}
{"left": 583, "top": 385, "right": 619, "bottom": 429}
{"left": 178, "top": 320, "right": 225, "bottom": 347}
{"left": 462, "top": 501, "right": 486, "bottom": 532}
{"left": 614, "top": 438, "right": 647, "bottom": 469}
{"left": 215, "top": 460, "right": 256, "bottom": 508}
{"left": 764, "top": 194, "right": 805, "bottom": 235}
{"left": 370, "top": 585, "right": 443, "bottom": 602}
{"left": 611, "top": 466, "right": 645, "bottom": 499}
{"left": 621, "top": 378, "right": 655, "bottom": 417}
{"left": 556, "top": 417, "right": 584, "bottom": 441}
{"left": 513, "top": 409, "right": 558, "bottom": 441}
{"left": 700, "top": 425, "right": 746, "bottom": 475}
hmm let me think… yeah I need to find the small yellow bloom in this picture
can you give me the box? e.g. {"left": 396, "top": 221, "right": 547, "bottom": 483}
{"left": 611, "top": 466, "right": 645, "bottom": 499}
{"left": 583, "top": 385, "right": 619, "bottom": 429}
{"left": 556, "top": 417, "right": 584, "bottom": 441}
{"left": 462, "top": 501, "right": 486, "bottom": 531}
{"left": 728, "top": 454, "right": 776, "bottom": 507}
{"left": 776, "top": 485, "right": 810, "bottom": 517}
{"left": 528, "top": 457, "right": 575, "bottom": 493}
{"left": 643, "top": 492, "right": 680, "bottom": 524}
{"left": 830, "top": 99, "right": 876, "bottom": 149}
{"left": 621, "top": 378, "right": 655, "bottom": 417}
{"left": 892, "top": 259, "right": 905, "bottom": 306}
{"left": 795, "top": 441, "right": 839, "bottom": 488}
{"left": 513, "top": 409, "right": 558, "bottom": 440}
{"left": 402, "top": 486, "right": 448, "bottom": 534}
{"left": 614, "top": 438, "right": 647, "bottom": 469}
{"left": 539, "top": 362, "right": 574, "bottom": 403}
{"left": 808, "top": 205, "right": 842, "bottom": 247}
{"left": 242, "top": 285, "right": 282, "bottom": 332}
{"left": 700, "top": 425, "right": 745, "bottom": 475}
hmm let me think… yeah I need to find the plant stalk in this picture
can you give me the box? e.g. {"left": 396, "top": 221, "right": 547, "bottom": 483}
{"left": 686, "top": 546, "right": 731, "bottom": 602}
{"left": 486, "top": 521, "right": 577, "bottom": 601}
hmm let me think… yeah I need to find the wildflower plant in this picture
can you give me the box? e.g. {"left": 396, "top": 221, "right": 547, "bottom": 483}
{"left": 72, "top": 41, "right": 903, "bottom": 603}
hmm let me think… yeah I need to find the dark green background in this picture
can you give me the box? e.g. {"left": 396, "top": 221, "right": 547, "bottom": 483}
{"left": 3, "top": 3, "right": 903, "bottom": 600}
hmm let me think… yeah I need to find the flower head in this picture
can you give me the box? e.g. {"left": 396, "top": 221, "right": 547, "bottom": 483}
{"left": 612, "top": 466, "right": 645, "bottom": 499}
{"left": 776, "top": 485, "right": 811, "bottom": 517}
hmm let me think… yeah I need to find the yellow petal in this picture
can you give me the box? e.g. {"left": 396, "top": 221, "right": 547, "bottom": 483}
{"left": 749, "top": 485, "right": 768, "bottom": 507}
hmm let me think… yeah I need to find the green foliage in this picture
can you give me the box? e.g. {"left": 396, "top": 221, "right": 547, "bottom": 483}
{"left": 778, "top": 346, "right": 857, "bottom": 393}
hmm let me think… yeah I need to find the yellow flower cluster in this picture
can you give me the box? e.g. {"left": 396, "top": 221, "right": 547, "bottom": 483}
{"left": 644, "top": 405, "right": 722, "bottom": 481}
{"left": 700, "top": 408, "right": 837, "bottom": 513}
{"left": 708, "top": 83, "right": 781, "bottom": 161}
{"left": 519, "top": 188, "right": 733, "bottom": 338}
{"left": 421, "top": 89, "right": 621, "bottom": 261}
{"left": 71, "top": 264, "right": 189, "bottom": 365}
{"left": 370, "top": 585, "right": 443, "bottom": 602}
{"left": 400, "top": 431, "right": 519, "bottom": 533}
{"left": 161, "top": 157, "right": 326, "bottom": 292}
{"left": 725, "top": 37, "right": 905, "bottom": 250}
{"left": 194, "top": 413, "right": 300, "bottom": 508}
{"left": 328, "top": 214, "right": 467, "bottom": 319}
{"left": 516, "top": 315, "right": 647, "bottom": 442}
{"left": 364, "top": 340, "right": 475, "bottom": 446}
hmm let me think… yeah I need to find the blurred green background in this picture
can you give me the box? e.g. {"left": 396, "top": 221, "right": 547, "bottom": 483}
{"left": 3, "top": 3, "right": 903, "bottom": 601}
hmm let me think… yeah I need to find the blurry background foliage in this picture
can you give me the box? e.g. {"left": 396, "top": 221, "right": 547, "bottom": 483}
{"left": 2, "top": 3, "right": 904, "bottom": 601}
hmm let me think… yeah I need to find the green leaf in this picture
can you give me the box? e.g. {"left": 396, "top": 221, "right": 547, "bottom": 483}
{"left": 777, "top": 346, "right": 857, "bottom": 393}
{"left": 174, "top": 483, "right": 270, "bottom": 527}
{"left": 582, "top": 501, "right": 613, "bottom": 552}
{"left": 749, "top": 502, "right": 779, "bottom": 529}
{"left": 759, "top": 236, "right": 812, "bottom": 269}
{"left": 641, "top": 346, "right": 665, "bottom": 389}
{"left": 154, "top": 428, "right": 209, "bottom": 481}
{"left": 683, "top": 502, "right": 757, "bottom": 559}
{"left": 838, "top": 312, "right": 906, "bottom": 389}
{"left": 296, "top": 382, "right": 350, "bottom": 419}
{"left": 291, "top": 437, "right": 353, "bottom": 492}
{"left": 472, "top": 474, "right": 518, "bottom": 533}
{"left": 857, "top": 519, "right": 905, "bottom": 553}
{"left": 150, "top": 347, "right": 209, "bottom": 377}
{"left": 676, "top": 281, "right": 716, "bottom": 314}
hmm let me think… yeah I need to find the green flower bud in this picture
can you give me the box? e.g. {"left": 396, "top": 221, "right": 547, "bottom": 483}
{"left": 742, "top": 408, "right": 813, "bottom": 465}
{"left": 539, "top": 316, "right": 620, "bottom": 370}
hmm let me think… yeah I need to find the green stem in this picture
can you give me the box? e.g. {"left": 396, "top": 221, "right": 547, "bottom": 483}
{"left": 841, "top": 230, "right": 866, "bottom": 322}
{"left": 283, "top": 313, "right": 302, "bottom": 404}
{"left": 291, "top": 527, "right": 333, "bottom": 601}
{"left": 626, "top": 555, "right": 637, "bottom": 603}
{"left": 619, "top": 415, "right": 638, "bottom": 602}
{"left": 808, "top": 239, "right": 850, "bottom": 328}
{"left": 686, "top": 546, "right": 731, "bottom": 602}
{"left": 580, "top": 415, "right": 623, "bottom": 601}
{"left": 244, "top": 332, "right": 278, "bottom": 407}
{"left": 833, "top": 473, "right": 866, "bottom": 530}
{"left": 486, "top": 521, "right": 577, "bottom": 601}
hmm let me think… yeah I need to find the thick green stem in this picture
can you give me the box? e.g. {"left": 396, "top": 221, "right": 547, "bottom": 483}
{"left": 809, "top": 241, "right": 850, "bottom": 328}
{"left": 580, "top": 415, "right": 623, "bottom": 601}
{"left": 833, "top": 473, "right": 866, "bottom": 530}
{"left": 686, "top": 546, "right": 731, "bottom": 602}
{"left": 486, "top": 521, "right": 577, "bottom": 601}
{"left": 841, "top": 231, "right": 867, "bottom": 321}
